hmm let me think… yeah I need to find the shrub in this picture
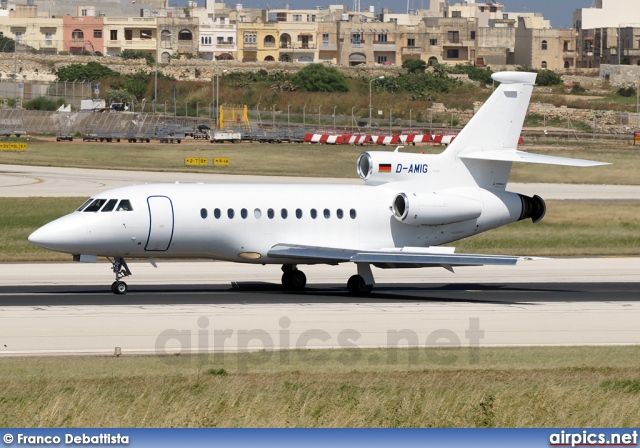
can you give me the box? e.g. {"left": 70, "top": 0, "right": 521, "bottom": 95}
{"left": 402, "top": 59, "right": 427, "bottom": 74}
{"left": 516, "top": 65, "right": 563, "bottom": 86}
{"left": 120, "top": 50, "right": 155, "bottom": 66}
{"left": 617, "top": 86, "right": 636, "bottom": 97}
{"left": 571, "top": 84, "right": 587, "bottom": 95}
{"left": 56, "top": 62, "right": 118, "bottom": 82}
{"left": 24, "top": 97, "right": 64, "bottom": 111}
{"left": 291, "top": 64, "right": 349, "bottom": 92}
{"left": 448, "top": 63, "right": 494, "bottom": 84}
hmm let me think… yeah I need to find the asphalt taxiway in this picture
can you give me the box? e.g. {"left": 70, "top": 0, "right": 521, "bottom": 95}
{"left": 0, "top": 260, "right": 639, "bottom": 356}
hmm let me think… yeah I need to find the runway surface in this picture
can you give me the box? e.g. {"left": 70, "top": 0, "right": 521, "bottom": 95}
{"left": 1, "top": 259, "right": 639, "bottom": 356}
{"left": 2, "top": 164, "right": 640, "bottom": 199}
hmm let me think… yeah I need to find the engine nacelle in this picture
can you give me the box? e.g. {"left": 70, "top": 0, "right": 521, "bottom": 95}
{"left": 357, "top": 151, "right": 432, "bottom": 185}
{"left": 392, "top": 191, "right": 483, "bottom": 226}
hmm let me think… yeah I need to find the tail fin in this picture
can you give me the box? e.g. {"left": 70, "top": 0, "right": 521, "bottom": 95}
{"left": 443, "top": 71, "right": 536, "bottom": 159}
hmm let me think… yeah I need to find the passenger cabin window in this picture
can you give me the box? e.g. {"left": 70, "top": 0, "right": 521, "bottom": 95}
{"left": 241, "top": 208, "right": 248, "bottom": 219}
{"left": 323, "top": 208, "right": 330, "bottom": 219}
{"left": 84, "top": 199, "right": 107, "bottom": 212}
{"left": 214, "top": 208, "right": 221, "bottom": 219}
{"left": 337, "top": 209, "right": 343, "bottom": 219}
{"left": 254, "top": 208, "right": 262, "bottom": 218}
{"left": 227, "top": 208, "right": 235, "bottom": 219}
{"left": 101, "top": 199, "right": 118, "bottom": 212}
{"left": 281, "top": 208, "right": 288, "bottom": 219}
{"left": 116, "top": 200, "right": 133, "bottom": 211}
{"left": 310, "top": 209, "right": 317, "bottom": 219}
{"left": 200, "top": 208, "right": 208, "bottom": 219}
{"left": 77, "top": 198, "right": 93, "bottom": 211}
{"left": 350, "top": 209, "right": 357, "bottom": 219}
{"left": 296, "top": 209, "right": 303, "bottom": 219}
{"left": 268, "top": 208, "right": 275, "bottom": 219}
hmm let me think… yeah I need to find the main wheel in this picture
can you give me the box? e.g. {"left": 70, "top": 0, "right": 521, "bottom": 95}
{"left": 347, "top": 275, "right": 373, "bottom": 296}
{"left": 290, "top": 270, "right": 307, "bottom": 290}
{"left": 282, "top": 270, "right": 307, "bottom": 291}
{"left": 111, "top": 281, "right": 127, "bottom": 295}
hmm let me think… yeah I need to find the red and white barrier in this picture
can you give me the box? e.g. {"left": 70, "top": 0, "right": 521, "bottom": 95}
{"left": 370, "top": 135, "right": 402, "bottom": 145}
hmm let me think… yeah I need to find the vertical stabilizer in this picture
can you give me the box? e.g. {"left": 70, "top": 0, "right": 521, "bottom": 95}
{"left": 443, "top": 71, "right": 536, "bottom": 159}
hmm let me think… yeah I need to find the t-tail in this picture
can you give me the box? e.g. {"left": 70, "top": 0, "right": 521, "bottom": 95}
{"left": 440, "top": 71, "right": 608, "bottom": 189}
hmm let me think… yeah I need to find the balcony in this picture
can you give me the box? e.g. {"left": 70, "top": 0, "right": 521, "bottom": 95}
{"left": 401, "top": 46, "right": 421, "bottom": 54}
{"left": 563, "top": 50, "right": 576, "bottom": 58}
{"left": 280, "top": 43, "right": 316, "bottom": 51}
{"left": 624, "top": 48, "right": 640, "bottom": 56}
{"left": 373, "top": 43, "right": 396, "bottom": 51}
{"left": 320, "top": 43, "right": 337, "bottom": 51}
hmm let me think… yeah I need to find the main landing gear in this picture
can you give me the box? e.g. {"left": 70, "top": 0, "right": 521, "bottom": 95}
{"left": 280, "top": 263, "right": 375, "bottom": 296}
{"left": 109, "top": 257, "right": 132, "bottom": 294}
{"left": 281, "top": 264, "right": 307, "bottom": 291}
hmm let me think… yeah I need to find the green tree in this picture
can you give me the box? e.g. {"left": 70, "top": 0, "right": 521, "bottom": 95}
{"left": 0, "top": 36, "right": 15, "bottom": 52}
{"left": 448, "top": 63, "right": 494, "bottom": 84}
{"left": 402, "top": 59, "right": 427, "bottom": 74}
{"left": 56, "top": 62, "right": 118, "bottom": 82}
{"left": 104, "top": 89, "right": 136, "bottom": 105}
{"left": 110, "top": 71, "right": 151, "bottom": 100}
{"left": 291, "top": 64, "right": 349, "bottom": 92}
{"left": 516, "top": 65, "right": 562, "bottom": 86}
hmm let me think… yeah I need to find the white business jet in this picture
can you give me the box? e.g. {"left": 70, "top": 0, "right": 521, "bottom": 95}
{"left": 29, "top": 72, "right": 607, "bottom": 295}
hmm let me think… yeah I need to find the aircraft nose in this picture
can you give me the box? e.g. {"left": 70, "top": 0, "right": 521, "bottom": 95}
{"left": 28, "top": 214, "right": 87, "bottom": 253}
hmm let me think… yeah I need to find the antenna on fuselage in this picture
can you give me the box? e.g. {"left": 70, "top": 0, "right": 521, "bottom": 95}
{"left": 394, "top": 146, "right": 404, "bottom": 152}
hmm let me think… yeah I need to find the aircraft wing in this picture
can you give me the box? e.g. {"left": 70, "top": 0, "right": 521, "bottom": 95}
{"left": 267, "top": 243, "right": 524, "bottom": 269}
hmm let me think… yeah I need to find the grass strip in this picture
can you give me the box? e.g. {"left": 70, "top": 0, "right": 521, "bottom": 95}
{"left": 0, "top": 346, "right": 639, "bottom": 427}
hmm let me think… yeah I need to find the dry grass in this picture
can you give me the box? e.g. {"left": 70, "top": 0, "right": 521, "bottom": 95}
{"left": 1, "top": 346, "right": 640, "bottom": 427}
{"left": 0, "top": 139, "right": 638, "bottom": 184}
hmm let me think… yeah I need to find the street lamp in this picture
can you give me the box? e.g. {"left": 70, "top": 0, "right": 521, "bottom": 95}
{"left": 164, "top": 100, "right": 168, "bottom": 115}
{"left": 215, "top": 69, "right": 228, "bottom": 130}
{"left": 369, "top": 76, "right": 384, "bottom": 131}
{"left": 409, "top": 109, "right": 413, "bottom": 131}
{"left": 287, "top": 104, "right": 291, "bottom": 128}
{"left": 154, "top": 30, "right": 171, "bottom": 114}
{"left": 303, "top": 105, "right": 306, "bottom": 127}
{"left": 14, "top": 32, "right": 36, "bottom": 100}
{"left": 389, "top": 108, "right": 393, "bottom": 134}
{"left": 208, "top": 102, "right": 213, "bottom": 119}
{"left": 318, "top": 105, "right": 322, "bottom": 127}
{"left": 272, "top": 104, "right": 276, "bottom": 128}
{"left": 196, "top": 102, "right": 200, "bottom": 118}
{"left": 333, "top": 106, "right": 337, "bottom": 132}
{"left": 351, "top": 106, "right": 355, "bottom": 133}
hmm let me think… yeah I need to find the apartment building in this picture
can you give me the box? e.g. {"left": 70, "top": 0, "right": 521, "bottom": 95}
{"left": 574, "top": 0, "right": 640, "bottom": 68}
{"left": 514, "top": 16, "right": 575, "bottom": 70}
{"left": 62, "top": 14, "right": 103, "bottom": 54}
{"left": 0, "top": 6, "right": 63, "bottom": 53}
{"left": 103, "top": 16, "right": 158, "bottom": 57}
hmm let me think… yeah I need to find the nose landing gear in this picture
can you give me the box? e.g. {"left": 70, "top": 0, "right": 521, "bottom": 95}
{"left": 109, "top": 257, "right": 132, "bottom": 294}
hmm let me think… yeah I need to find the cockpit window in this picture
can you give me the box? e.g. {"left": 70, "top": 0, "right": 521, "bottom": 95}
{"left": 101, "top": 199, "right": 118, "bottom": 212}
{"left": 116, "top": 200, "right": 133, "bottom": 211}
{"left": 76, "top": 198, "right": 93, "bottom": 212}
{"left": 84, "top": 199, "right": 107, "bottom": 212}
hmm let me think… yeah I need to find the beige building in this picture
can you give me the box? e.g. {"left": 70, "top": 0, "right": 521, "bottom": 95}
{"left": 0, "top": 7, "right": 63, "bottom": 54}
{"left": 514, "top": 17, "right": 575, "bottom": 70}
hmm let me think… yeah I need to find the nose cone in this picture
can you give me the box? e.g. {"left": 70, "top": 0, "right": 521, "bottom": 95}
{"left": 29, "top": 214, "right": 87, "bottom": 254}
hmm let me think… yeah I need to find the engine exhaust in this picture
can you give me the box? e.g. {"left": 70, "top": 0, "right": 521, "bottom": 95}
{"left": 518, "top": 194, "right": 546, "bottom": 223}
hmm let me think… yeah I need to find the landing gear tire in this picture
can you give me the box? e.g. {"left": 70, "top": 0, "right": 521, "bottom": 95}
{"left": 111, "top": 281, "right": 127, "bottom": 295}
{"left": 282, "top": 270, "right": 306, "bottom": 291}
{"left": 347, "top": 275, "right": 372, "bottom": 296}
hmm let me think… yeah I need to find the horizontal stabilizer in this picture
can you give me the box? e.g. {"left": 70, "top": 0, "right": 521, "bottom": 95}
{"left": 268, "top": 243, "right": 524, "bottom": 268}
{"left": 460, "top": 150, "right": 609, "bottom": 167}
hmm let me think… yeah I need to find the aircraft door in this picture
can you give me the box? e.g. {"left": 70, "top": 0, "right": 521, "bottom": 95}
{"left": 145, "top": 196, "right": 174, "bottom": 251}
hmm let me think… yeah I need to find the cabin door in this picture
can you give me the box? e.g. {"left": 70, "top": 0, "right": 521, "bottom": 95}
{"left": 145, "top": 196, "right": 174, "bottom": 251}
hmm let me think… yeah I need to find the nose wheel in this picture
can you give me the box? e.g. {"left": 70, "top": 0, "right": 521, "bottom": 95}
{"left": 109, "top": 257, "right": 132, "bottom": 295}
{"left": 111, "top": 281, "right": 128, "bottom": 294}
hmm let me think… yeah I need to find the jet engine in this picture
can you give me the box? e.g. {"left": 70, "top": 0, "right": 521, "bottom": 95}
{"left": 518, "top": 194, "right": 546, "bottom": 223}
{"left": 357, "top": 151, "right": 431, "bottom": 186}
{"left": 391, "top": 191, "right": 483, "bottom": 226}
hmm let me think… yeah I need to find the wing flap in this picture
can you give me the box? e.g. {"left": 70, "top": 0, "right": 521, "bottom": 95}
{"left": 268, "top": 244, "right": 522, "bottom": 267}
{"left": 461, "top": 149, "right": 609, "bottom": 167}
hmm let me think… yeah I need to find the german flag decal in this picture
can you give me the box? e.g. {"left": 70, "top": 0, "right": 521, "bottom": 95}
{"left": 379, "top": 164, "right": 392, "bottom": 172}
